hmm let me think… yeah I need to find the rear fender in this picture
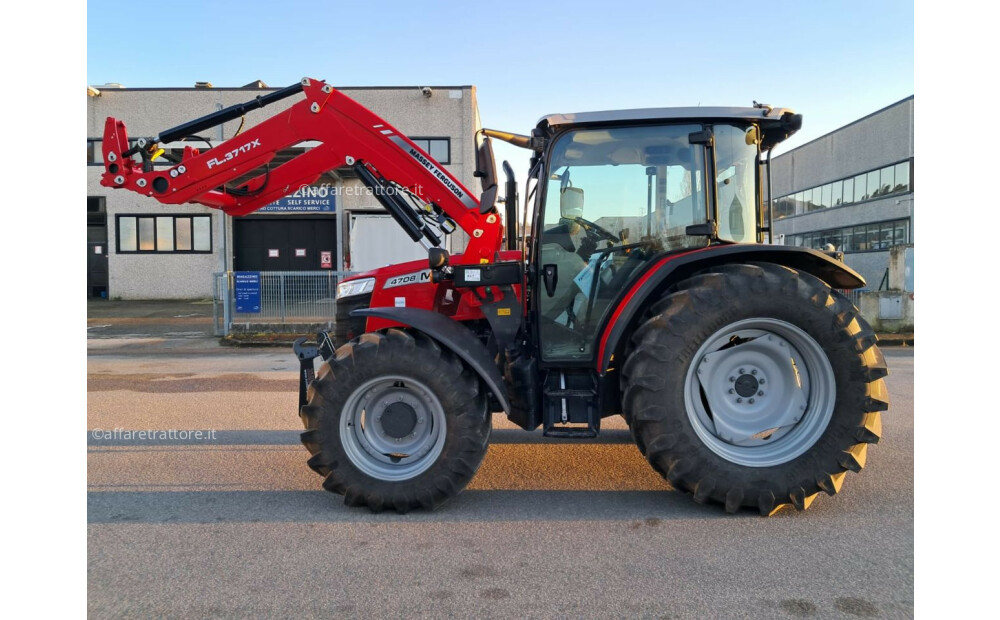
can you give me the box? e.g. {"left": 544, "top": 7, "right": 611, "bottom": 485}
{"left": 597, "top": 244, "right": 866, "bottom": 376}
{"left": 351, "top": 307, "right": 511, "bottom": 414}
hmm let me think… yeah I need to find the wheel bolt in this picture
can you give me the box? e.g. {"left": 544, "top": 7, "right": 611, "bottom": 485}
{"left": 728, "top": 389, "right": 734, "bottom": 394}
{"left": 729, "top": 376, "right": 735, "bottom": 382}
{"left": 749, "top": 398, "right": 755, "bottom": 404}
{"left": 739, "top": 368, "right": 745, "bottom": 374}
{"left": 736, "top": 398, "right": 743, "bottom": 403}
{"left": 759, "top": 378, "right": 766, "bottom": 385}
{"left": 751, "top": 369, "right": 757, "bottom": 375}
{"left": 758, "top": 391, "right": 764, "bottom": 396}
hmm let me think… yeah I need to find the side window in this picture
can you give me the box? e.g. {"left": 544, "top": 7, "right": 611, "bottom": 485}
{"left": 714, "top": 124, "right": 758, "bottom": 243}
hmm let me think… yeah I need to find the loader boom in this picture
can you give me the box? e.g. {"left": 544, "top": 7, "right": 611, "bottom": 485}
{"left": 100, "top": 78, "right": 505, "bottom": 263}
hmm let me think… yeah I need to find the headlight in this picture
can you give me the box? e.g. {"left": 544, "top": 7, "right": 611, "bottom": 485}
{"left": 337, "top": 277, "right": 375, "bottom": 299}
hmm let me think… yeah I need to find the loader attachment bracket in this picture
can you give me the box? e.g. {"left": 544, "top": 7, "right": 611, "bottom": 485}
{"left": 293, "top": 337, "right": 321, "bottom": 410}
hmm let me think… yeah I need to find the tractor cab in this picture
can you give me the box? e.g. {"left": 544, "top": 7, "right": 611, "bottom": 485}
{"left": 519, "top": 107, "right": 800, "bottom": 355}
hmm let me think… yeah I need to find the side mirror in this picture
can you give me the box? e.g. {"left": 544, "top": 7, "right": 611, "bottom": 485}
{"left": 429, "top": 247, "right": 450, "bottom": 269}
{"left": 542, "top": 264, "right": 558, "bottom": 297}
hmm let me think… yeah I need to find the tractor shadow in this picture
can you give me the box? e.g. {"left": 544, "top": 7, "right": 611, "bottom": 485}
{"left": 87, "top": 428, "right": 766, "bottom": 524}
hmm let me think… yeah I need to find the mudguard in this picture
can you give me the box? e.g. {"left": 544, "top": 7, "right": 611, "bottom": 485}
{"left": 597, "top": 244, "right": 866, "bottom": 375}
{"left": 351, "top": 307, "right": 511, "bottom": 414}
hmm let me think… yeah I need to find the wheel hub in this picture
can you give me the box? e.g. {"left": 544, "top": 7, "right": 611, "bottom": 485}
{"left": 339, "top": 376, "right": 447, "bottom": 481}
{"left": 380, "top": 402, "right": 418, "bottom": 439}
{"left": 734, "top": 374, "right": 759, "bottom": 397}
{"left": 687, "top": 319, "right": 836, "bottom": 467}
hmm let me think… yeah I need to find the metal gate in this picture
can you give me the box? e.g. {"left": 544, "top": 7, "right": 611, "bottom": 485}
{"left": 212, "top": 270, "right": 355, "bottom": 336}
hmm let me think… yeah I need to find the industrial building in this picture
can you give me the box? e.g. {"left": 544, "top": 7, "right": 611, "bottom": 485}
{"left": 769, "top": 96, "right": 914, "bottom": 291}
{"left": 87, "top": 81, "right": 481, "bottom": 299}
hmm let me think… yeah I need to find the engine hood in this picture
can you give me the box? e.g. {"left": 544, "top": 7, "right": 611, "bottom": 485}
{"left": 342, "top": 250, "right": 523, "bottom": 284}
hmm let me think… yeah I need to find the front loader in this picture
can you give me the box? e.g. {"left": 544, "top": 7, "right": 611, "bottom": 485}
{"left": 100, "top": 78, "right": 888, "bottom": 515}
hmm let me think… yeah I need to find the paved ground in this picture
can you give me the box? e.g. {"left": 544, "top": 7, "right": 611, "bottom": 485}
{"left": 87, "top": 323, "right": 914, "bottom": 618}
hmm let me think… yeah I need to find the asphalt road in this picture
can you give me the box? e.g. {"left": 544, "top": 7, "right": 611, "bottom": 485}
{"left": 87, "top": 336, "right": 914, "bottom": 619}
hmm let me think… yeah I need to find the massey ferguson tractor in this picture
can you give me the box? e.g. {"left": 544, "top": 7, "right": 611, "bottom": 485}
{"left": 100, "top": 78, "right": 888, "bottom": 515}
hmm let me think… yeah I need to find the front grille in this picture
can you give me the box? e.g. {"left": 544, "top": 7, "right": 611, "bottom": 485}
{"left": 332, "top": 293, "right": 372, "bottom": 346}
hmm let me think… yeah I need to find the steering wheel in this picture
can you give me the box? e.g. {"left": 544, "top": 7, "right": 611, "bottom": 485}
{"left": 574, "top": 217, "right": 619, "bottom": 244}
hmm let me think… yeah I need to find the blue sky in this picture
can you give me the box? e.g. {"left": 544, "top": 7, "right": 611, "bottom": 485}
{"left": 88, "top": 0, "right": 913, "bottom": 183}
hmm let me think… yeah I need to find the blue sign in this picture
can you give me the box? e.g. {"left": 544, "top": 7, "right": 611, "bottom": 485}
{"left": 259, "top": 187, "right": 336, "bottom": 213}
{"left": 235, "top": 272, "right": 261, "bottom": 313}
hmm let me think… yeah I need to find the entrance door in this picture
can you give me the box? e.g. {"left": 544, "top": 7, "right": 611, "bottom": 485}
{"left": 88, "top": 197, "right": 108, "bottom": 298}
{"left": 233, "top": 217, "right": 337, "bottom": 271}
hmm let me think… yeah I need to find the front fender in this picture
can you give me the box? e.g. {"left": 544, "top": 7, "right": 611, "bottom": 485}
{"left": 351, "top": 307, "right": 511, "bottom": 414}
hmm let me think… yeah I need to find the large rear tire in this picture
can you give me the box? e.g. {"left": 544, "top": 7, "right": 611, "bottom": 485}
{"left": 300, "top": 328, "right": 491, "bottom": 513}
{"left": 621, "top": 262, "right": 888, "bottom": 515}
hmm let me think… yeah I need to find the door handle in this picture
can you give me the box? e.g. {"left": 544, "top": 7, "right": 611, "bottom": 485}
{"left": 542, "top": 264, "right": 558, "bottom": 297}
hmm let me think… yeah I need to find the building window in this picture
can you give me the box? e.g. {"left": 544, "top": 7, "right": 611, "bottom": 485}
{"left": 88, "top": 197, "right": 106, "bottom": 227}
{"left": 787, "top": 218, "right": 909, "bottom": 253}
{"left": 772, "top": 158, "right": 912, "bottom": 219}
{"left": 88, "top": 139, "right": 101, "bottom": 165}
{"left": 893, "top": 161, "right": 910, "bottom": 192}
{"left": 409, "top": 138, "right": 450, "bottom": 164}
{"left": 116, "top": 214, "right": 213, "bottom": 253}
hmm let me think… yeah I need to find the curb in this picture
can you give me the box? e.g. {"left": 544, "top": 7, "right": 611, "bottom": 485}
{"left": 875, "top": 336, "right": 913, "bottom": 347}
{"left": 220, "top": 334, "right": 313, "bottom": 348}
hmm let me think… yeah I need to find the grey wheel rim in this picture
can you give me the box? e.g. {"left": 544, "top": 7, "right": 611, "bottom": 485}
{"left": 684, "top": 318, "right": 836, "bottom": 467}
{"left": 339, "top": 375, "right": 447, "bottom": 481}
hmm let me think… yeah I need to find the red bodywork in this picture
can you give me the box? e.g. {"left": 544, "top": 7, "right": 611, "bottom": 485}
{"left": 346, "top": 250, "right": 523, "bottom": 332}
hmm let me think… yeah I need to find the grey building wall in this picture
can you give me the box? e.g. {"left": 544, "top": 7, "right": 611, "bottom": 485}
{"left": 770, "top": 97, "right": 914, "bottom": 288}
{"left": 87, "top": 83, "right": 480, "bottom": 299}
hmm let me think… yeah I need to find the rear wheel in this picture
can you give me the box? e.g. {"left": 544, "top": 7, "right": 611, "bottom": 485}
{"left": 622, "top": 262, "right": 888, "bottom": 515}
{"left": 300, "top": 328, "right": 491, "bottom": 512}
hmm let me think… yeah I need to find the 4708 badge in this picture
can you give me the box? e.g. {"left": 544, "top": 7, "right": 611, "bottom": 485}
{"left": 382, "top": 270, "right": 431, "bottom": 289}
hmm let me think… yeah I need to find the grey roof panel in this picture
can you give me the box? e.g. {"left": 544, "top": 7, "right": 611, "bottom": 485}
{"left": 538, "top": 106, "right": 795, "bottom": 127}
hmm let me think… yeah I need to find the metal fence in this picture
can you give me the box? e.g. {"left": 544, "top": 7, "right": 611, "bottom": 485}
{"left": 213, "top": 271, "right": 356, "bottom": 336}
{"left": 837, "top": 288, "right": 868, "bottom": 309}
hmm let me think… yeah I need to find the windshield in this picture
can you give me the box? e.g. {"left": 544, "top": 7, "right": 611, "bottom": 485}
{"left": 543, "top": 124, "right": 708, "bottom": 253}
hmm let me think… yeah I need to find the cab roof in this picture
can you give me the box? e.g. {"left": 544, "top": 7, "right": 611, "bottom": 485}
{"left": 537, "top": 106, "right": 800, "bottom": 149}
{"left": 538, "top": 106, "right": 795, "bottom": 127}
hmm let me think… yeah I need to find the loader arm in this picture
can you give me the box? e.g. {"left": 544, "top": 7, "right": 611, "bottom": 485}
{"left": 100, "top": 78, "right": 505, "bottom": 263}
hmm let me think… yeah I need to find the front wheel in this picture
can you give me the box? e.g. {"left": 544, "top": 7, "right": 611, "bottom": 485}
{"left": 622, "top": 262, "right": 889, "bottom": 515}
{"left": 300, "top": 328, "right": 491, "bottom": 513}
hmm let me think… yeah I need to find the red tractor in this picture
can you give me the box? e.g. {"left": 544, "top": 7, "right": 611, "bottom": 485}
{"left": 101, "top": 78, "right": 887, "bottom": 515}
